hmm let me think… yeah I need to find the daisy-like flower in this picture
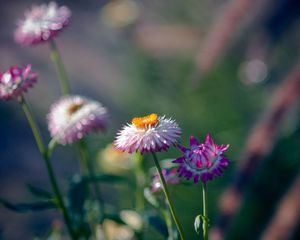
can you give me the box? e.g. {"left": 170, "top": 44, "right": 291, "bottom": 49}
{"left": 151, "top": 168, "right": 181, "bottom": 193}
{"left": 48, "top": 95, "right": 108, "bottom": 145}
{"left": 114, "top": 113, "right": 181, "bottom": 154}
{"left": 14, "top": 2, "right": 71, "bottom": 46}
{"left": 0, "top": 65, "right": 38, "bottom": 100}
{"left": 173, "top": 134, "right": 230, "bottom": 183}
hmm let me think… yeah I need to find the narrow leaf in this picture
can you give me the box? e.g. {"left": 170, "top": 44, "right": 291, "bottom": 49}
{"left": 27, "top": 184, "right": 53, "bottom": 199}
{"left": 0, "top": 198, "right": 57, "bottom": 212}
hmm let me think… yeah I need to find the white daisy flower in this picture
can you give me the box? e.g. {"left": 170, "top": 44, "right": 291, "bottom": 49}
{"left": 48, "top": 95, "right": 108, "bottom": 144}
{"left": 114, "top": 113, "right": 181, "bottom": 154}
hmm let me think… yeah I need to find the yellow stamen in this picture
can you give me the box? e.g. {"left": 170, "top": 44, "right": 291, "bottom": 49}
{"left": 132, "top": 113, "right": 159, "bottom": 129}
{"left": 68, "top": 102, "right": 84, "bottom": 115}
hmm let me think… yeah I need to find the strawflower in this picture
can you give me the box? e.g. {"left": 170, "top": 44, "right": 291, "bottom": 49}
{"left": 173, "top": 134, "right": 230, "bottom": 183}
{"left": 98, "top": 144, "right": 135, "bottom": 174}
{"left": 114, "top": 113, "right": 181, "bottom": 154}
{"left": 151, "top": 168, "right": 181, "bottom": 193}
{"left": 15, "top": 2, "right": 71, "bottom": 46}
{"left": 48, "top": 95, "right": 108, "bottom": 145}
{"left": 0, "top": 64, "right": 38, "bottom": 100}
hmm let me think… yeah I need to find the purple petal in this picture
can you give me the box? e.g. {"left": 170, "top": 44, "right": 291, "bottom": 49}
{"left": 190, "top": 135, "right": 200, "bottom": 147}
{"left": 177, "top": 144, "right": 188, "bottom": 153}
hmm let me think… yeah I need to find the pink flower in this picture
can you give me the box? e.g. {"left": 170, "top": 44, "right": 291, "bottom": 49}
{"left": 151, "top": 168, "right": 181, "bottom": 193}
{"left": 173, "top": 134, "right": 230, "bottom": 183}
{"left": 114, "top": 113, "right": 181, "bottom": 154}
{"left": 14, "top": 2, "right": 71, "bottom": 46}
{"left": 48, "top": 95, "right": 108, "bottom": 145}
{"left": 0, "top": 65, "right": 38, "bottom": 100}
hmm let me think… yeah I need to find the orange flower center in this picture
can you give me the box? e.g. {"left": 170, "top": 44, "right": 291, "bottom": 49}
{"left": 68, "top": 102, "right": 84, "bottom": 115}
{"left": 132, "top": 113, "right": 159, "bottom": 129}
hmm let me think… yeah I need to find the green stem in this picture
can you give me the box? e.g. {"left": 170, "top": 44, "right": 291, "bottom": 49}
{"left": 202, "top": 183, "right": 208, "bottom": 240}
{"left": 78, "top": 140, "right": 105, "bottom": 222}
{"left": 151, "top": 153, "right": 186, "bottom": 240}
{"left": 49, "top": 39, "right": 71, "bottom": 95}
{"left": 48, "top": 138, "right": 58, "bottom": 158}
{"left": 162, "top": 207, "right": 175, "bottom": 240}
{"left": 18, "top": 96, "right": 77, "bottom": 240}
{"left": 135, "top": 152, "right": 145, "bottom": 211}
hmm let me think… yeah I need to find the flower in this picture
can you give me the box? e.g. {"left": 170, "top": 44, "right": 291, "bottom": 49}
{"left": 96, "top": 220, "right": 134, "bottom": 240}
{"left": 173, "top": 134, "right": 230, "bottom": 183}
{"left": 151, "top": 168, "right": 181, "bottom": 193}
{"left": 14, "top": 2, "right": 71, "bottom": 46}
{"left": 120, "top": 210, "right": 143, "bottom": 231}
{"left": 48, "top": 95, "right": 108, "bottom": 144}
{"left": 114, "top": 113, "right": 181, "bottom": 154}
{"left": 101, "top": 0, "right": 140, "bottom": 28}
{"left": 0, "top": 65, "right": 38, "bottom": 100}
{"left": 98, "top": 144, "right": 135, "bottom": 174}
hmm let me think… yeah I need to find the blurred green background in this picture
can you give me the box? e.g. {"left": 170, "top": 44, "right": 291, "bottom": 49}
{"left": 0, "top": 0, "right": 300, "bottom": 239}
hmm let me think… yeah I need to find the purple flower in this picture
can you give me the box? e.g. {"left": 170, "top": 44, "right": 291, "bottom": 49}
{"left": 0, "top": 65, "right": 38, "bottom": 100}
{"left": 114, "top": 113, "right": 181, "bottom": 154}
{"left": 48, "top": 95, "right": 108, "bottom": 145}
{"left": 151, "top": 168, "right": 181, "bottom": 193}
{"left": 14, "top": 2, "right": 71, "bottom": 46}
{"left": 173, "top": 134, "right": 230, "bottom": 183}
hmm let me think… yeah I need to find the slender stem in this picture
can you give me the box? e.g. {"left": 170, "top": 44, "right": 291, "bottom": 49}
{"left": 202, "top": 183, "right": 208, "bottom": 240}
{"left": 49, "top": 39, "right": 71, "bottom": 95}
{"left": 48, "top": 138, "right": 58, "bottom": 158}
{"left": 162, "top": 207, "right": 175, "bottom": 240}
{"left": 18, "top": 96, "right": 77, "bottom": 240}
{"left": 151, "top": 153, "right": 186, "bottom": 240}
{"left": 135, "top": 152, "right": 145, "bottom": 211}
{"left": 78, "top": 140, "right": 105, "bottom": 222}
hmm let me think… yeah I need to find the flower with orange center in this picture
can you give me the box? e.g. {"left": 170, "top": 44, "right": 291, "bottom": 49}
{"left": 114, "top": 114, "right": 181, "bottom": 154}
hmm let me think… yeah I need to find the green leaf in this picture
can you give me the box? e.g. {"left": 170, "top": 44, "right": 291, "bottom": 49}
{"left": 27, "top": 184, "right": 54, "bottom": 199}
{"left": 144, "top": 188, "right": 159, "bottom": 208}
{"left": 0, "top": 198, "right": 57, "bottom": 212}
{"left": 194, "top": 215, "right": 202, "bottom": 234}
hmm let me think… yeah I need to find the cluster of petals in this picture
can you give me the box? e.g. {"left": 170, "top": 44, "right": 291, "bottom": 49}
{"left": 0, "top": 65, "right": 38, "bottom": 100}
{"left": 151, "top": 168, "right": 181, "bottom": 193}
{"left": 14, "top": 2, "right": 71, "bottom": 46}
{"left": 114, "top": 114, "right": 181, "bottom": 154}
{"left": 48, "top": 95, "right": 108, "bottom": 145}
{"left": 173, "top": 134, "right": 230, "bottom": 183}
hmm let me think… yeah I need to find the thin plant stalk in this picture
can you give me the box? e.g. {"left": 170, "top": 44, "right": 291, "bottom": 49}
{"left": 162, "top": 207, "right": 175, "bottom": 240}
{"left": 202, "top": 183, "right": 209, "bottom": 240}
{"left": 78, "top": 140, "right": 109, "bottom": 240}
{"left": 135, "top": 152, "right": 145, "bottom": 211}
{"left": 49, "top": 39, "right": 71, "bottom": 95}
{"left": 151, "top": 152, "right": 186, "bottom": 240}
{"left": 18, "top": 96, "right": 77, "bottom": 240}
{"left": 78, "top": 139, "right": 105, "bottom": 222}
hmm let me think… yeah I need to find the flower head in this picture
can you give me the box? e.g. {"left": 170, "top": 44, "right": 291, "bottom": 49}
{"left": 173, "top": 134, "right": 230, "bottom": 183}
{"left": 114, "top": 113, "right": 181, "bottom": 154}
{"left": 151, "top": 168, "right": 181, "bottom": 193}
{"left": 48, "top": 95, "right": 108, "bottom": 145}
{"left": 0, "top": 65, "right": 38, "bottom": 100}
{"left": 98, "top": 144, "right": 134, "bottom": 174}
{"left": 15, "top": 2, "right": 71, "bottom": 46}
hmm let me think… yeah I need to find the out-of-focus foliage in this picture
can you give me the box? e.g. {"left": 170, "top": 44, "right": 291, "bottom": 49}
{"left": 0, "top": 0, "right": 300, "bottom": 239}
